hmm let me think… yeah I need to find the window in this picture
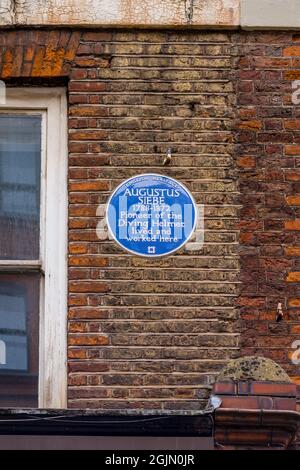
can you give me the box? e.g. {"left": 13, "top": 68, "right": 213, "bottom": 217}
{"left": 0, "top": 89, "right": 67, "bottom": 408}
{"left": 0, "top": 115, "right": 41, "bottom": 260}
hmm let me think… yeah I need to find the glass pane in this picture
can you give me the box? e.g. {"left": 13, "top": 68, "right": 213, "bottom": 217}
{"left": 0, "top": 115, "right": 41, "bottom": 260}
{"left": 0, "top": 293, "right": 27, "bottom": 371}
{"left": 0, "top": 273, "right": 39, "bottom": 407}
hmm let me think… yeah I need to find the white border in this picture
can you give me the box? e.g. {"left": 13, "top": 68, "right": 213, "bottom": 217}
{"left": 106, "top": 173, "right": 198, "bottom": 258}
{"left": 0, "top": 88, "right": 68, "bottom": 408}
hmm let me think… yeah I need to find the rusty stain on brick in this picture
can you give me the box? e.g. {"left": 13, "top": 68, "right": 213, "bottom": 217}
{"left": 0, "top": 30, "right": 81, "bottom": 77}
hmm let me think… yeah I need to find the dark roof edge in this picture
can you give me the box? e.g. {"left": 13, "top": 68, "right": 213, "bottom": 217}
{"left": 0, "top": 409, "right": 214, "bottom": 437}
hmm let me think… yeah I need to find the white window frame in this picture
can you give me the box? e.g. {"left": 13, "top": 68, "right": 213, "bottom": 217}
{"left": 0, "top": 88, "right": 68, "bottom": 408}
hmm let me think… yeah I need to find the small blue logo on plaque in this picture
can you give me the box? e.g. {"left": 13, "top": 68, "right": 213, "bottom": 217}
{"left": 107, "top": 174, "right": 197, "bottom": 257}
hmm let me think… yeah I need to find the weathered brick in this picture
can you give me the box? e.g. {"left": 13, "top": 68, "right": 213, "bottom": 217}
{"left": 69, "top": 308, "right": 109, "bottom": 319}
{"left": 69, "top": 362, "right": 109, "bottom": 373}
{"left": 283, "top": 46, "right": 300, "bottom": 57}
{"left": 6, "top": 28, "right": 300, "bottom": 413}
{"left": 290, "top": 325, "right": 300, "bottom": 334}
{"left": 69, "top": 81, "right": 107, "bottom": 92}
{"left": 69, "top": 243, "right": 88, "bottom": 254}
{"left": 237, "top": 156, "right": 256, "bottom": 169}
{"left": 285, "top": 247, "right": 300, "bottom": 257}
{"left": 69, "top": 281, "right": 109, "bottom": 293}
{"left": 74, "top": 56, "right": 110, "bottom": 68}
{"left": 69, "top": 256, "right": 108, "bottom": 267}
{"left": 69, "top": 130, "right": 108, "bottom": 141}
{"left": 69, "top": 334, "right": 109, "bottom": 346}
{"left": 69, "top": 181, "right": 109, "bottom": 191}
{"left": 236, "top": 31, "right": 300, "bottom": 382}
{"left": 285, "top": 171, "right": 300, "bottom": 181}
{"left": 289, "top": 299, "right": 300, "bottom": 308}
{"left": 69, "top": 106, "right": 108, "bottom": 117}
{"left": 285, "top": 220, "right": 300, "bottom": 230}
{"left": 0, "top": 30, "right": 82, "bottom": 78}
{"left": 82, "top": 32, "right": 112, "bottom": 42}
{"left": 68, "top": 375, "right": 87, "bottom": 386}
{"left": 286, "top": 196, "right": 300, "bottom": 206}
{"left": 239, "top": 120, "right": 263, "bottom": 131}
{"left": 68, "top": 349, "right": 87, "bottom": 359}
{"left": 285, "top": 145, "right": 300, "bottom": 156}
{"left": 286, "top": 272, "right": 300, "bottom": 282}
{"left": 284, "top": 120, "right": 300, "bottom": 131}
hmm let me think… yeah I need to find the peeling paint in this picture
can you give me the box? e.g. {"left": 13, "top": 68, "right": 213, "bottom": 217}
{"left": 193, "top": 0, "right": 239, "bottom": 26}
{"left": 0, "top": 0, "right": 240, "bottom": 27}
{"left": 0, "top": 0, "right": 14, "bottom": 25}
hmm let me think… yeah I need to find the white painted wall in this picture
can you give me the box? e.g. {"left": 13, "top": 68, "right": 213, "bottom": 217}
{"left": 2, "top": 0, "right": 300, "bottom": 29}
{"left": 241, "top": 0, "right": 300, "bottom": 30}
{"left": 0, "top": 0, "right": 13, "bottom": 25}
{"left": 0, "top": 0, "right": 240, "bottom": 27}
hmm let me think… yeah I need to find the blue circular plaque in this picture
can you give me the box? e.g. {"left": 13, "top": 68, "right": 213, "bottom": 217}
{"left": 106, "top": 174, "right": 197, "bottom": 257}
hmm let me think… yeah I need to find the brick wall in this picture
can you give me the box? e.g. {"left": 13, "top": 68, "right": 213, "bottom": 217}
{"left": 236, "top": 31, "right": 300, "bottom": 388}
{"left": 1, "top": 28, "right": 300, "bottom": 412}
{"left": 68, "top": 30, "right": 239, "bottom": 410}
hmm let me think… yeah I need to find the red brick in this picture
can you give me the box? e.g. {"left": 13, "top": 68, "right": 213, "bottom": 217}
{"left": 69, "top": 243, "right": 88, "bottom": 255}
{"left": 239, "top": 120, "right": 262, "bottom": 131}
{"left": 68, "top": 376, "right": 87, "bottom": 386}
{"left": 237, "top": 297, "right": 266, "bottom": 307}
{"left": 253, "top": 57, "right": 291, "bottom": 68}
{"left": 69, "top": 82, "right": 107, "bottom": 92}
{"left": 251, "top": 382, "right": 296, "bottom": 397}
{"left": 290, "top": 325, "right": 300, "bottom": 334}
{"left": 288, "top": 299, "right": 300, "bottom": 307}
{"left": 283, "top": 46, "right": 300, "bottom": 56}
{"left": 284, "top": 120, "right": 300, "bottom": 131}
{"left": 213, "top": 382, "right": 236, "bottom": 395}
{"left": 286, "top": 196, "right": 300, "bottom": 206}
{"left": 220, "top": 396, "right": 261, "bottom": 409}
{"left": 69, "top": 130, "right": 107, "bottom": 141}
{"left": 285, "top": 145, "right": 300, "bottom": 156}
{"left": 69, "top": 107, "right": 108, "bottom": 117}
{"left": 2, "top": 27, "right": 298, "bottom": 415}
{"left": 69, "top": 181, "right": 109, "bottom": 191}
{"left": 237, "top": 156, "right": 256, "bottom": 169}
{"left": 74, "top": 57, "right": 110, "bottom": 68}
{"left": 285, "top": 220, "right": 300, "bottom": 230}
{"left": 69, "top": 308, "right": 109, "bottom": 320}
{"left": 285, "top": 70, "right": 300, "bottom": 80}
{"left": 286, "top": 272, "right": 300, "bottom": 282}
{"left": 69, "top": 362, "right": 109, "bottom": 372}
{"left": 285, "top": 171, "right": 300, "bottom": 181}
{"left": 69, "top": 256, "right": 108, "bottom": 267}
{"left": 69, "top": 281, "right": 109, "bottom": 293}
{"left": 285, "top": 246, "right": 300, "bottom": 256}
{"left": 68, "top": 349, "right": 87, "bottom": 359}
{"left": 82, "top": 32, "right": 112, "bottom": 42}
{"left": 69, "top": 334, "right": 109, "bottom": 346}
